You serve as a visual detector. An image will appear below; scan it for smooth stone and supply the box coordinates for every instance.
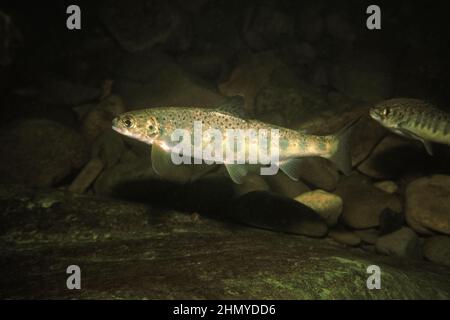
[335,174,402,229]
[295,190,343,226]
[354,229,379,245]
[265,173,310,199]
[405,175,450,235]
[230,191,328,238]
[329,230,361,247]
[375,227,422,259]
[423,236,450,267]
[374,180,399,194]
[295,157,340,192]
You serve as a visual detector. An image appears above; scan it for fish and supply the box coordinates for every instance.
[369,98,450,155]
[112,96,359,184]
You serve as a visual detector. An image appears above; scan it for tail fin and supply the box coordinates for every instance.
[327,117,361,175]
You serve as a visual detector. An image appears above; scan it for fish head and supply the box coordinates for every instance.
[369,103,404,129]
[112,109,161,145]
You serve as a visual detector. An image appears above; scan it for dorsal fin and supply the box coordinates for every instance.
[216,96,246,118]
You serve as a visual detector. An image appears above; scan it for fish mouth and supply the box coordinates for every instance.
[369,108,382,122]
[111,118,122,133]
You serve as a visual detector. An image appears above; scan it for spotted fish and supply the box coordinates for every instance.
[112,96,359,184]
[370,98,450,155]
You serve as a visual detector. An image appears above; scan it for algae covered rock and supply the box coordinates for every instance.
[375,227,422,259]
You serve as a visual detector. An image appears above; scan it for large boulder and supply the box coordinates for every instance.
[375,227,422,259]
[405,175,450,235]
[0,119,88,187]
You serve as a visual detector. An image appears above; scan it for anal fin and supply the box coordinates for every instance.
[279,159,304,181]
[225,164,248,184]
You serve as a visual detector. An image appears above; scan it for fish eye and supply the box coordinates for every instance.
[149,124,154,131]
[382,108,390,117]
[122,116,134,128]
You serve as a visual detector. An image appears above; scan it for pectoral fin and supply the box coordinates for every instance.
[279,159,305,181]
[151,144,176,176]
[397,125,434,156]
[225,164,248,184]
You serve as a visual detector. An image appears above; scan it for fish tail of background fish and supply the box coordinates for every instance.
[323,117,360,175]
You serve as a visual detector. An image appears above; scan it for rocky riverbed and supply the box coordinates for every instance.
[0,0,449,299]
[1,184,449,299]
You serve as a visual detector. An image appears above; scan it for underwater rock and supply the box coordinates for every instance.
[230,191,328,237]
[294,190,343,226]
[0,119,88,188]
[1,184,450,299]
[375,227,422,259]
[405,175,450,235]
[218,51,284,114]
[423,236,450,267]
[354,229,379,245]
[91,129,126,168]
[94,155,184,197]
[328,229,361,247]
[357,134,426,179]
[379,208,405,236]
[330,52,394,103]
[242,4,294,51]
[335,173,402,229]
[373,180,399,194]
[68,158,105,194]
[294,157,339,191]
[264,173,310,199]
[100,0,191,53]
[115,53,223,107]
